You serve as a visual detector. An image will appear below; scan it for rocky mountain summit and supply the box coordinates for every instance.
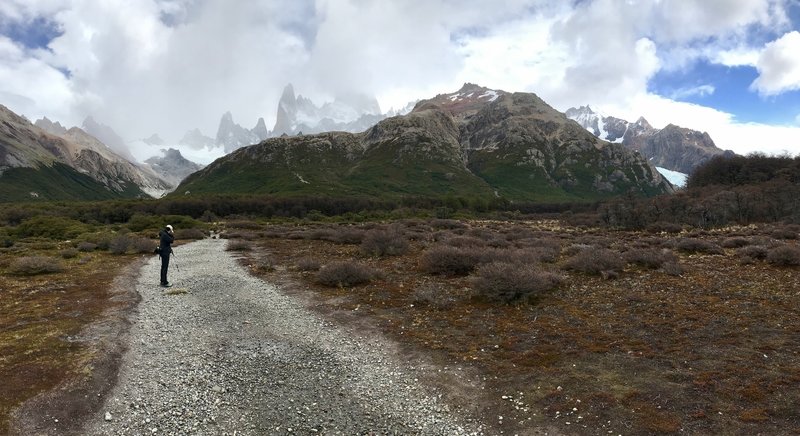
[178,84,672,201]
[215,112,268,153]
[272,83,386,137]
[566,105,734,174]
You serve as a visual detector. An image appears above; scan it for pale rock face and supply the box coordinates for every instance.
[215,111,261,153]
[566,105,734,174]
[271,83,392,137]
[144,148,203,187]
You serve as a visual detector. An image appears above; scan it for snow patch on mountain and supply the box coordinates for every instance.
[656,167,688,188]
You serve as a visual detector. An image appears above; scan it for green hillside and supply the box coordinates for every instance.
[0,163,146,202]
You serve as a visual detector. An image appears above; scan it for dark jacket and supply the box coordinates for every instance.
[159,229,175,255]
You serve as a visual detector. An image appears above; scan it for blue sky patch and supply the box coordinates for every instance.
[0,16,63,50]
[650,60,800,125]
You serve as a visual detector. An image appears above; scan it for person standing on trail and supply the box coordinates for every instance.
[159,224,175,287]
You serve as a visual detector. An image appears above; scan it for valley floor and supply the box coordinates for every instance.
[78,238,486,435]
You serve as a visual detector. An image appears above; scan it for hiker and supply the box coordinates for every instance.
[159,224,175,287]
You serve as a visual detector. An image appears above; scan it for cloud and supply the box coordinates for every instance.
[0,0,798,162]
[669,84,716,100]
[751,31,800,95]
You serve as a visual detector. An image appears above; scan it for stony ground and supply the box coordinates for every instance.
[82,238,486,435]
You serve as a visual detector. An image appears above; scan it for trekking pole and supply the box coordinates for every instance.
[171,250,179,272]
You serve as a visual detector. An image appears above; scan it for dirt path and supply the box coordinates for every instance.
[77,238,485,435]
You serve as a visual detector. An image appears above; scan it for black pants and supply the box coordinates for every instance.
[160,252,170,284]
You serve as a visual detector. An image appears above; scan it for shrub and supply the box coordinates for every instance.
[77,241,98,252]
[766,245,800,266]
[176,228,206,240]
[444,236,486,248]
[564,248,625,276]
[316,261,375,287]
[472,262,562,303]
[200,210,219,222]
[109,235,131,255]
[662,261,685,276]
[9,256,64,275]
[721,237,750,248]
[60,248,79,259]
[360,226,409,257]
[624,248,678,269]
[646,222,683,234]
[563,243,592,256]
[131,237,156,254]
[226,240,252,251]
[332,227,366,244]
[420,245,483,276]
[226,220,262,229]
[675,238,724,255]
[429,219,466,230]
[126,214,200,233]
[771,228,798,240]
[737,245,768,260]
[296,257,321,271]
[411,283,455,310]
[16,216,88,240]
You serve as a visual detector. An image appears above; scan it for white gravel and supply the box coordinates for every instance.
[83,238,485,435]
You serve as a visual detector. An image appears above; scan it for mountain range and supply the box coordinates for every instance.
[174,84,417,154]
[566,106,735,175]
[0,105,173,202]
[176,84,673,202]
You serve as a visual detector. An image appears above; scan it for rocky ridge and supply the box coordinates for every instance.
[566,105,734,174]
[178,84,673,201]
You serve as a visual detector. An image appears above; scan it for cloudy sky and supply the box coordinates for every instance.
[1,0,799,162]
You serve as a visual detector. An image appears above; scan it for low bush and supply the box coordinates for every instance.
[131,237,155,254]
[316,261,375,287]
[126,214,201,233]
[60,248,79,259]
[624,248,678,269]
[226,220,262,229]
[564,248,625,276]
[472,262,562,303]
[176,228,206,240]
[563,243,592,256]
[662,261,685,276]
[108,235,131,255]
[226,240,252,251]
[737,245,768,260]
[766,245,800,266]
[444,236,486,248]
[9,256,64,275]
[675,238,724,255]
[16,216,88,240]
[360,226,409,257]
[721,237,750,248]
[429,219,466,230]
[296,257,321,271]
[331,227,366,244]
[411,283,455,310]
[77,241,98,252]
[771,228,798,240]
[420,245,483,276]
[646,221,684,234]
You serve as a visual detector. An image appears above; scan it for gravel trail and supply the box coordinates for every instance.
[83,238,485,435]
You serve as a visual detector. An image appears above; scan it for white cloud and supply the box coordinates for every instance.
[669,84,716,100]
[751,31,800,95]
[0,0,798,161]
